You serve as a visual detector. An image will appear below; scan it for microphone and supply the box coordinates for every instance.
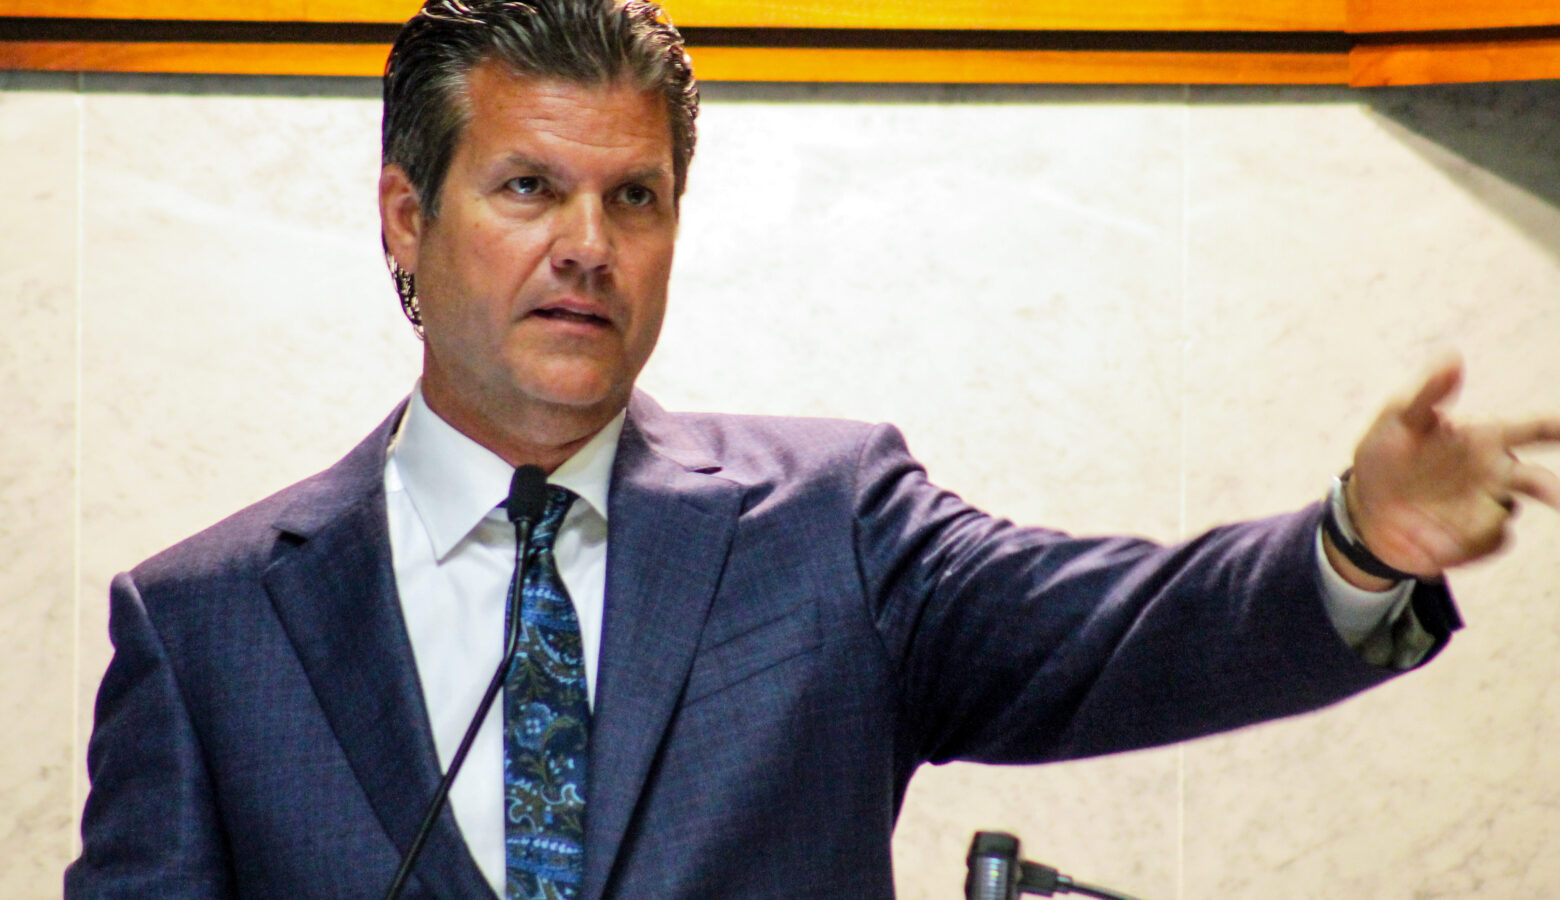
[966,831,1022,900]
[384,465,550,900]
[506,464,548,526]
[965,831,1144,900]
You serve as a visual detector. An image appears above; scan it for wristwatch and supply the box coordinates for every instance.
[1322,468,1416,582]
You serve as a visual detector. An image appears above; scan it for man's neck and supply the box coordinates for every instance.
[420,384,625,474]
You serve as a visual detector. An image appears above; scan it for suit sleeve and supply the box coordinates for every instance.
[66,572,235,898]
[849,423,1457,768]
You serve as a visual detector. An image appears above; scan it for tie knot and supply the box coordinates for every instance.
[530,484,577,550]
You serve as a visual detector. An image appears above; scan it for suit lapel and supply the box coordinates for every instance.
[262,407,496,900]
[583,394,743,900]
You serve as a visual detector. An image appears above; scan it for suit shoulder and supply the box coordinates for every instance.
[650,408,906,483]
[130,467,353,590]
[128,409,397,593]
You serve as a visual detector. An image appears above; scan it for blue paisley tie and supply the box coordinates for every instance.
[504,485,588,900]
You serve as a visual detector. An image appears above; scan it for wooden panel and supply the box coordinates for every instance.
[1351,35,1560,85]
[0,40,1348,83]
[0,0,1346,31]
[664,1,1345,32]
[0,0,419,22]
[691,45,1347,82]
[0,1,292,19]
[7,1,1556,87]
[1348,0,1560,34]
[0,41,390,76]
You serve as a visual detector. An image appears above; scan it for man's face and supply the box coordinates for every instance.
[383,62,678,450]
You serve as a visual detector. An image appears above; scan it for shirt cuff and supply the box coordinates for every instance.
[1314,526,1414,649]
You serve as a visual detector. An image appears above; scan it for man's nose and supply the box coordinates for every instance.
[551,195,612,273]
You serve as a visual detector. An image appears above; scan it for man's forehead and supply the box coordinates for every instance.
[459,60,671,154]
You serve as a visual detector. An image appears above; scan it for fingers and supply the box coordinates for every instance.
[1498,417,1560,449]
[1401,354,1464,434]
[1490,419,1560,512]
[1509,461,1560,511]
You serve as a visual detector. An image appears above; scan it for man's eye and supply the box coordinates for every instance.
[619,184,655,208]
[507,176,543,195]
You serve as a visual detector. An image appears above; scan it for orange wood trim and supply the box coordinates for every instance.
[1347,0,1560,34]
[0,0,1346,31]
[0,41,390,76]
[1351,35,1560,85]
[0,1,419,22]
[690,45,1348,83]
[0,40,1349,83]
[664,1,1346,32]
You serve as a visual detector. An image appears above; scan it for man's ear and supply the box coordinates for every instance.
[379,164,424,272]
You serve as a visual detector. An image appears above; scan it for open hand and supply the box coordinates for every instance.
[1346,356,1560,579]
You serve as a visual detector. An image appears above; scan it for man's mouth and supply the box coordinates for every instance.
[533,304,610,326]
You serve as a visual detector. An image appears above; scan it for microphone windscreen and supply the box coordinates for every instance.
[506,464,549,524]
[965,832,1019,900]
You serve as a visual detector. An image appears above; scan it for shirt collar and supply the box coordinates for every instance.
[389,383,623,561]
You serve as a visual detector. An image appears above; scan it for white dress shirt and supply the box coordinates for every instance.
[386,384,621,895]
[383,382,1407,896]
[1315,530,1413,647]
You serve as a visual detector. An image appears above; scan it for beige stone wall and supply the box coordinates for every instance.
[4,72,1558,899]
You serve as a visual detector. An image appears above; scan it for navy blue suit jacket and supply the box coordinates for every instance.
[67,392,1457,898]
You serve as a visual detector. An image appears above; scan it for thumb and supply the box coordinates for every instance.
[1401,353,1464,434]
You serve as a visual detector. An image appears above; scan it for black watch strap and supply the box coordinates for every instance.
[1322,468,1417,583]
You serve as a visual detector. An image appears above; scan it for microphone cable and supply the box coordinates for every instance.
[1019,860,1144,900]
[383,465,549,900]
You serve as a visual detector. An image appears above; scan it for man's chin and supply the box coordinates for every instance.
[517,376,631,420]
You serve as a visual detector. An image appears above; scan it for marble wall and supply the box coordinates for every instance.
[3,70,1558,899]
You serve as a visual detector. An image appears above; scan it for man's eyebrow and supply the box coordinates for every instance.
[499,153,558,177]
[496,154,670,186]
[621,164,673,186]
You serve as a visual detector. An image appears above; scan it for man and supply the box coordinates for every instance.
[66,1,1560,898]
